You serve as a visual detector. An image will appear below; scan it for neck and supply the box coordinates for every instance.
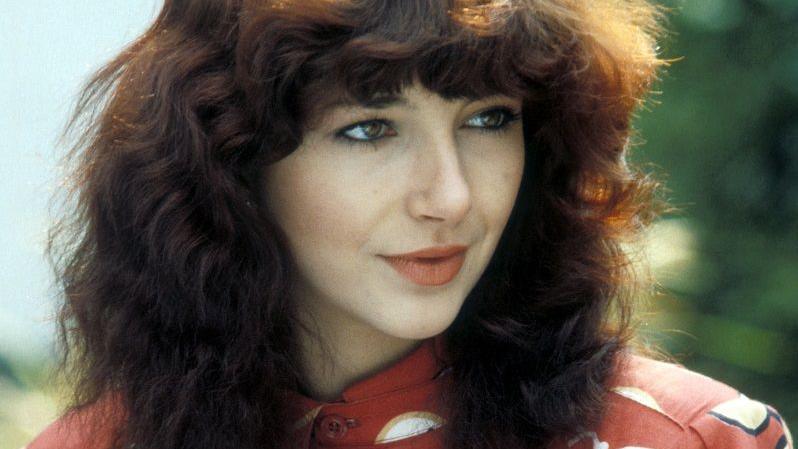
[293,294,423,402]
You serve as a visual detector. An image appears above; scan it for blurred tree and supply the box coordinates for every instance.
[632,0,798,425]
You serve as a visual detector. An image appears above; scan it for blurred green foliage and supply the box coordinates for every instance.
[0,353,58,449]
[1,0,796,447]
[632,0,798,426]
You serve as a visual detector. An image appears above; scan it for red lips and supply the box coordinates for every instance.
[379,245,468,286]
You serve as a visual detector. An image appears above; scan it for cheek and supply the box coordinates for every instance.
[471,146,525,224]
[261,154,377,252]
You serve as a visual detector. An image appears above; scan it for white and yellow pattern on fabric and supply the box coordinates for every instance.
[708,394,773,435]
[374,411,446,444]
[611,386,665,414]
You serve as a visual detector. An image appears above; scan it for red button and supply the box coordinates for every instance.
[318,414,348,439]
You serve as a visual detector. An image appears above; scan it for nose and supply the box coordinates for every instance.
[407,131,472,224]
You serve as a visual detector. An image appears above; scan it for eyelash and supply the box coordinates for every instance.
[333,107,522,148]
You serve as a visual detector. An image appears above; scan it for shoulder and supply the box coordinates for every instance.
[559,352,793,449]
[23,394,125,449]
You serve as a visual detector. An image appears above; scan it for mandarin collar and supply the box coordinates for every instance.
[288,333,450,408]
[286,334,452,448]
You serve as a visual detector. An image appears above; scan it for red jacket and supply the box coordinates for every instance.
[25,334,793,449]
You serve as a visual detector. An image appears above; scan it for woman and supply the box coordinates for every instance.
[26,1,792,449]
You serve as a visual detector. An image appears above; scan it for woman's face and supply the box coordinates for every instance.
[260,81,525,341]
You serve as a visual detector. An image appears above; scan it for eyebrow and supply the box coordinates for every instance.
[323,95,417,111]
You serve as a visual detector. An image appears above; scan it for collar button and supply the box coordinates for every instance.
[318,414,348,440]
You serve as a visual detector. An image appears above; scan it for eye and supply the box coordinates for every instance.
[334,120,396,144]
[464,107,522,132]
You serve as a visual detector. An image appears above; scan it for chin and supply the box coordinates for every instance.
[376,315,456,341]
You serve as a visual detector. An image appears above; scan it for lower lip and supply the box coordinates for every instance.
[379,252,466,286]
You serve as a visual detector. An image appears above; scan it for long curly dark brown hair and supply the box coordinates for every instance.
[46,1,671,448]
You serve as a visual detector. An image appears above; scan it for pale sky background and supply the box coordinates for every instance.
[0,1,160,365]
